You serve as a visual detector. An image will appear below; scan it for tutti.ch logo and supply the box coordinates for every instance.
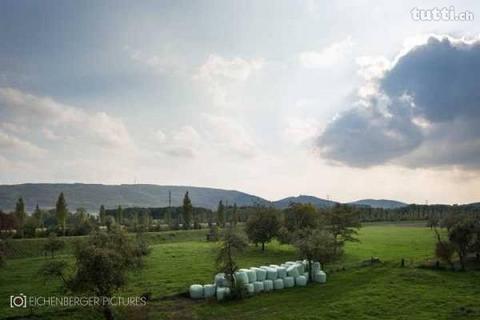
[10,294,27,308]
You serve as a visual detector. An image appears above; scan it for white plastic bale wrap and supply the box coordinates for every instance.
[296,263,305,274]
[245,269,257,283]
[273,278,284,290]
[263,279,274,292]
[263,267,277,280]
[234,271,249,286]
[244,283,255,295]
[276,267,287,279]
[285,261,295,265]
[216,287,230,301]
[295,275,307,287]
[314,270,327,283]
[312,262,321,273]
[287,264,300,278]
[252,267,267,281]
[203,284,216,298]
[253,281,264,293]
[283,276,295,288]
[190,284,204,299]
[214,273,227,287]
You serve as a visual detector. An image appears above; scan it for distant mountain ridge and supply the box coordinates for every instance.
[349,199,408,209]
[0,183,269,211]
[272,195,337,209]
[0,183,420,212]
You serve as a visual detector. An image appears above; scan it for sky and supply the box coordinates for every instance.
[1,0,480,204]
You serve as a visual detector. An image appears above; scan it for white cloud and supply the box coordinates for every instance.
[284,117,320,145]
[0,87,133,150]
[194,54,264,107]
[154,125,201,158]
[299,37,354,68]
[124,45,184,73]
[0,129,46,158]
[202,114,258,158]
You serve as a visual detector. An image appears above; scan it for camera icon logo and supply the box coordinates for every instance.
[10,294,27,308]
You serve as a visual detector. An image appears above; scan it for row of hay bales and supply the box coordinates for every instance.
[190,260,327,300]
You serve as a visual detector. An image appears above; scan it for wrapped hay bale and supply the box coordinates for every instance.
[285,261,295,265]
[276,267,287,279]
[287,265,300,278]
[234,271,249,285]
[313,270,327,283]
[295,275,307,287]
[296,263,305,274]
[269,264,280,268]
[263,279,274,292]
[190,284,204,299]
[253,281,264,293]
[265,267,278,280]
[204,284,216,298]
[283,276,295,288]
[312,262,321,273]
[244,283,255,295]
[252,267,267,281]
[245,269,257,283]
[214,273,227,287]
[216,287,230,301]
[273,278,284,290]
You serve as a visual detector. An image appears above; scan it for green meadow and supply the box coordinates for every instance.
[1,223,479,320]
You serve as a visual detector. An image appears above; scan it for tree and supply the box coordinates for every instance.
[216,201,225,227]
[231,203,238,227]
[435,240,455,270]
[116,205,123,225]
[293,228,337,281]
[0,239,7,267]
[245,207,280,251]
[325,204,361,255]
[284,203,318,232]
[56,193,68,236]
[182,192,193,230]
[215,227,247,298]
[15,197,26,237]
[449,219,475,270]
[39,228,149,320]
[33,204,44,228]
[43,233,65,258]
[99,205,106,225]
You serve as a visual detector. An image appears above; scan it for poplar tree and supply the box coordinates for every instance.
[56,193,68,236]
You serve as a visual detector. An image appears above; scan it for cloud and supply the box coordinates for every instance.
[284,117,321,145]
[154,126,201,158]
[202,114,258,158]
[124,46,184,74]
[194,54,264,106]
[152,115,258,159]
[0,129,47,158]
[299,37,354,68]
[318,35,480,169]
[0,87,133,150]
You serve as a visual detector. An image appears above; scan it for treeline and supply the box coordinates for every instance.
[2,189,480,239]
[356,204,480,222]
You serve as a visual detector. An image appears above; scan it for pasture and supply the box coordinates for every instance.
[1,223,479,320]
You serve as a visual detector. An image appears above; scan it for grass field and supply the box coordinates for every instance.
[1,222,479,320]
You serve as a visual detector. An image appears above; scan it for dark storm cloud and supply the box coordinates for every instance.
[318,36,480,168]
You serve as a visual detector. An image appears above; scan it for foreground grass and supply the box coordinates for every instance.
[2,223,479,320]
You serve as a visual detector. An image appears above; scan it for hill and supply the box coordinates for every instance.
[349,199,407,209]
[273,195,337,209]
[0,183,269,212]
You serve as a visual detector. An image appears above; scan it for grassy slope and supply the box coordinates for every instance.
[1,223,479,320]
